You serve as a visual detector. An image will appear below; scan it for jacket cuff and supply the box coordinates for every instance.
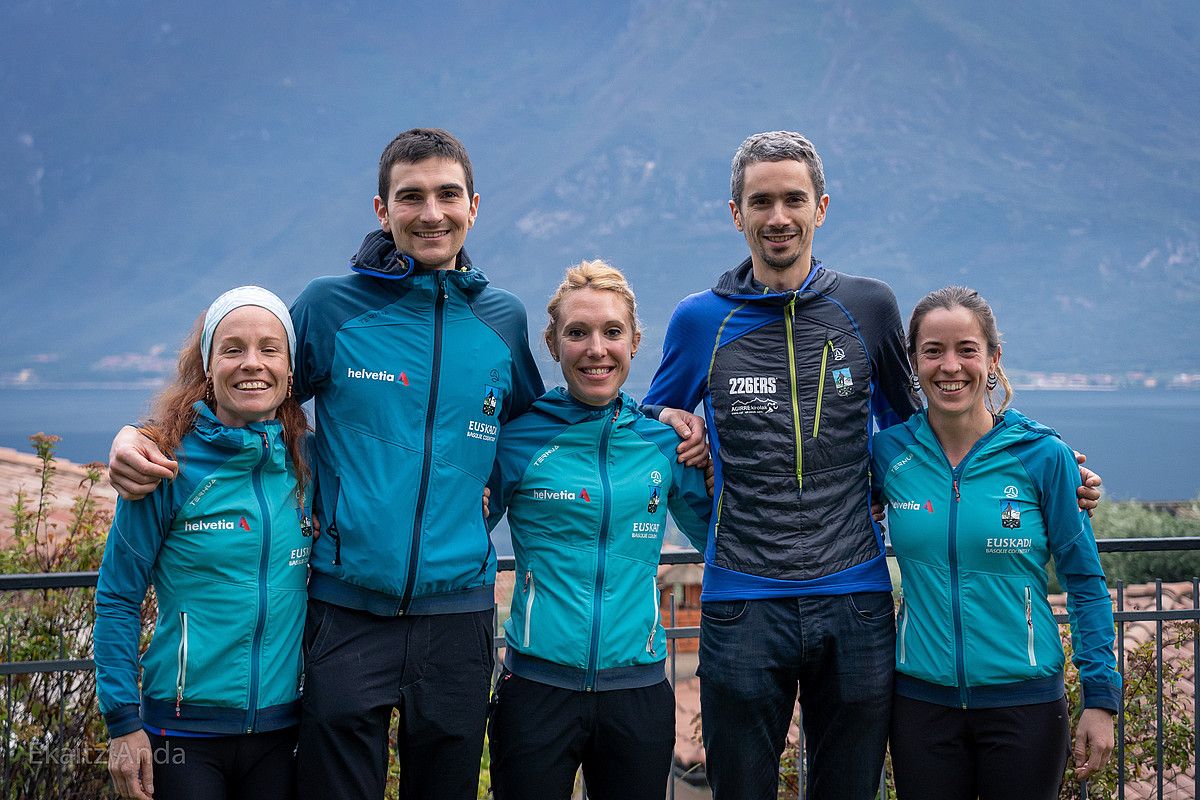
[638,403,665,422]
[1081,680,1122,712]
[104,704,143,738]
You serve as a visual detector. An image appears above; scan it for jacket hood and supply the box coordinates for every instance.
[348,229,488,296]
[712,256,835,304]
[531,387,641,427]
[191,401,283,451]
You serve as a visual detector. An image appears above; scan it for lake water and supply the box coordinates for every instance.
[1,387,1197,501]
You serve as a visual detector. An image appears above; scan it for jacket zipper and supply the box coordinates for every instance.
[585,403,618,691]
[941,424,1004,709]
[327,475,342,566]
[784,295,803,493]
[522,570,536,648]
[1025,586,1037,667]
[646,576,660,656]
[400,272,447,614]
[897,589,909,664]
[175,611,188,717]
[245,430,272,733]
[813,337,832,439]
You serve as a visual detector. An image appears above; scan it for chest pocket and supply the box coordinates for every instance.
[800,325,871,473]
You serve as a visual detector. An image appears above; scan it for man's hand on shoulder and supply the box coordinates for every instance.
[1074,451,1102,517]
[109,425,177,501]
[659,408,709,467]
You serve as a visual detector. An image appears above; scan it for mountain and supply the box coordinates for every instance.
[2,0,1197,395]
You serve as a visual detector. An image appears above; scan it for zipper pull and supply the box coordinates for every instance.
[646,630,657,657]
[953,480,961,502]
[524,570,531,588]
[175,691,182,718]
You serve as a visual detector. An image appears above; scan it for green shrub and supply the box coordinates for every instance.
[0,434,114,799]
[1091,498,1200,586]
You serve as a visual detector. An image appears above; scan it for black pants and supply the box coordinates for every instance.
[889,693,1071,800]
[487,672,675,800]
[144,727,297,800]
[295,601,494,800]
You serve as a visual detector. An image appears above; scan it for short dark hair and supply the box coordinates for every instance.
[377,128,474,201]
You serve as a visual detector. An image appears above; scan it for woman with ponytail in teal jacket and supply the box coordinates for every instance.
[485,260,711,800]
[871,286,1120,800]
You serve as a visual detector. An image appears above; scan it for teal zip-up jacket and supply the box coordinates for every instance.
[94,403,313,737]
[872,409,1121,711]
[488,388,711,691]
[290,231,543,616]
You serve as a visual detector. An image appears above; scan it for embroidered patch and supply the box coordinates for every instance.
[833,367,853,397]
[1000,500,1022,529]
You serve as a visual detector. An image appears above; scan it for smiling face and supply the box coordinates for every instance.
[730,158,829,290]
[549,287,640,407]
[373,156,479,270]
[913,305,1001,424]
[208,306,291,428]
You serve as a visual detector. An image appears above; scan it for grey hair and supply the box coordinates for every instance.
[730,131,826,208]
[907,286,1014,414]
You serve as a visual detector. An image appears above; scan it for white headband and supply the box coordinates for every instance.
[201,286,296,375]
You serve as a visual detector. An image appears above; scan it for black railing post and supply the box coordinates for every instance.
[1116,581,1125,800]
[1155,579,1164,800]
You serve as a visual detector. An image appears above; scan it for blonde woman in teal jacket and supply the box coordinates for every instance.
[485,260,710,800]
[871,286,1119,800]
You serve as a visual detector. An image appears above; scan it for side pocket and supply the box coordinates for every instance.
[522,570,536,649]
[1024,586,1037,667]
[175,611,188,717]
[326,476,342,566]
[646,576,661,656]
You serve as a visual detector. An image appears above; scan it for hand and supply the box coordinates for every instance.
[482,486,491,520]
[871,501,886,524]
[1073,707,1115,780]
[1074,451,1102,518]
[109,426,177,501]
[705,462,715,497]
[108,730,155,799]
[659,408,708,467]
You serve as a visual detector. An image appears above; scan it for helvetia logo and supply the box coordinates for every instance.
[531,488,591,502]
[184,517,252,533]
[889,499,934,513]
[346,367,409,385]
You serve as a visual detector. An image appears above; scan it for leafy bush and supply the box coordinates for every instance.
[1059,622,1196,799]
[1091,498,1200,586]
[0,434,115,799]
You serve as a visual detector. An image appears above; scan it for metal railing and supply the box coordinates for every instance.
[2,537,1198,799]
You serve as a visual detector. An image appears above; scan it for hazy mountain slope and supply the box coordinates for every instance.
[1,0,1196,389]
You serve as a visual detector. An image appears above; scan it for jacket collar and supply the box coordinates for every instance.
[348,229,488,296]
[712,256,835,304]
[191,401,282,450]
[532,387,640,427]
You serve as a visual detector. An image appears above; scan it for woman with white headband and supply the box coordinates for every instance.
[94,286,312,800]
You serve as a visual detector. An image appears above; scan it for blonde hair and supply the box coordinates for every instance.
[543,259,640,354]
[907,285,1013,414]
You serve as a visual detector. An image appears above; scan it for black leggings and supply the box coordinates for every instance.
[144,727,297,800]
[487,672,676,800]
[889,694,1070,800]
